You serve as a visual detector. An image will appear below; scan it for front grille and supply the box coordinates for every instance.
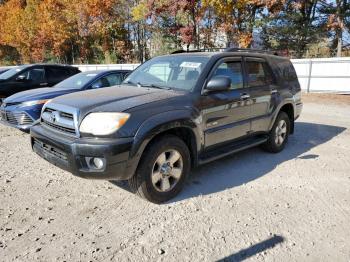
[0,110,34,126]
[42,119,76,135]
[33,138,68,161]
[41,107,77,136]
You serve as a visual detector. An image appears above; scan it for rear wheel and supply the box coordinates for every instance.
[262,111,291,153]
[128,135,190,204]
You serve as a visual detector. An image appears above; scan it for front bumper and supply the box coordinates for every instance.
[30,125,135,180]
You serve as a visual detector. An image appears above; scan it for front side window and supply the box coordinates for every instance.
[211,61,244,90]
[23,68,45,82]
[246,61,273,87]
[105,73,123,86]
[123,55,210,91]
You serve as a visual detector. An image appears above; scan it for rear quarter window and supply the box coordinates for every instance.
[271,58,298,83]
[47,67,73,83]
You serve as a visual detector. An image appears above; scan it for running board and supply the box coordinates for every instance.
[199,136,268,165]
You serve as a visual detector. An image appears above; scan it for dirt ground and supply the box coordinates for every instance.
[0,94,350,262]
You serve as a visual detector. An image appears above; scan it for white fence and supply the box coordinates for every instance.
[74,63,139,72]
[2,58,350,93]
[291,57,350,93]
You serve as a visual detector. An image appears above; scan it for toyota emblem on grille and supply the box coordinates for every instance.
[49,111,59,123]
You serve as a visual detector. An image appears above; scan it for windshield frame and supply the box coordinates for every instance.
[122,55,210,92]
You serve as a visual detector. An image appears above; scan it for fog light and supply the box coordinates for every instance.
[93,158,104,169]
[86,157,105,170]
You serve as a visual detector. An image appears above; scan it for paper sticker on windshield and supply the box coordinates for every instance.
[180,62,201,69]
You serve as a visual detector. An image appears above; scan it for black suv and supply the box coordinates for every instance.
[0,64,80,98]
[30,49,303,203]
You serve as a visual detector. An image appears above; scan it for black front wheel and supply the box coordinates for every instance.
[128,135,191,204]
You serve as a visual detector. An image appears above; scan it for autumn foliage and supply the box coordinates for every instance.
[0,0,348,65]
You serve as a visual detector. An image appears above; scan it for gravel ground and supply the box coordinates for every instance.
[0,96,350,262]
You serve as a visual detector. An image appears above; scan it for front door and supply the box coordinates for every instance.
[200,58,252,148]
[11,66,47,95]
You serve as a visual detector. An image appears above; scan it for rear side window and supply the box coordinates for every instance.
[212,61,244,90]
[246,60,273,87]
[46,67,71,83]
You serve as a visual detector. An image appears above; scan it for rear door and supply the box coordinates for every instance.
[201,57,252,148]
[244,57,275,133]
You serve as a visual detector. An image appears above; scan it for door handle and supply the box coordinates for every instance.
[240,94,250,100]
[40,83,48,86]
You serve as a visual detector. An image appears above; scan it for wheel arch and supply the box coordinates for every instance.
[279,103,295,134]
[124,110,201,179]
[269,101,295,134]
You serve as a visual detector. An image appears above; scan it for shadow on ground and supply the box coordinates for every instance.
[217,235,285,262]
[111,122,346,202]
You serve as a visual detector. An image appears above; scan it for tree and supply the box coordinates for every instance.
[320,0,350,57]
[260,0,325,58]
[201,0,285,48]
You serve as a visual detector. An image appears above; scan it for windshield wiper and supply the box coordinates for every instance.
[137,83,171,90]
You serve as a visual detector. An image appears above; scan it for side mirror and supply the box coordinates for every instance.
[16,75,27,82]
[205,76,231,93]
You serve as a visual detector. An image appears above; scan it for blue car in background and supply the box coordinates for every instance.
[0,69,131,132]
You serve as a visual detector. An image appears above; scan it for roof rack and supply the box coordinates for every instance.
[171,48,228,54]
[224,48,278,55]
[171,48,278,56]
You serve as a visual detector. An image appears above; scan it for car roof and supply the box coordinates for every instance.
[11,64,78,69]
[80,69,131,75]
[160,49,290,62]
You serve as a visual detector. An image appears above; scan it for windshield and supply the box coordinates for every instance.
[0,66,27,80]
[123,55,209,91]
[55,72,98,89]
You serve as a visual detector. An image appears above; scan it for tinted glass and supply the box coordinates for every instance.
[212,61,244,90]
[246,61,273,87]
[22,68,45,82]
[47,67,71,83]
[54,72,98,89]
[123,55,210,91]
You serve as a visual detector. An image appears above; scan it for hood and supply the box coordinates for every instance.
[4,87,80,104]
[50,85,183,115]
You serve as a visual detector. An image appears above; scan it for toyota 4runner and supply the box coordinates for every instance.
[30,48,303,203]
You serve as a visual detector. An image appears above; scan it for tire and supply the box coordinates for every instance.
[262,111,291,153]
[128,135,191,204]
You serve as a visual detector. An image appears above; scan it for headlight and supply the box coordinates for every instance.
[21,99,50,107]
[80,112,130,136]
